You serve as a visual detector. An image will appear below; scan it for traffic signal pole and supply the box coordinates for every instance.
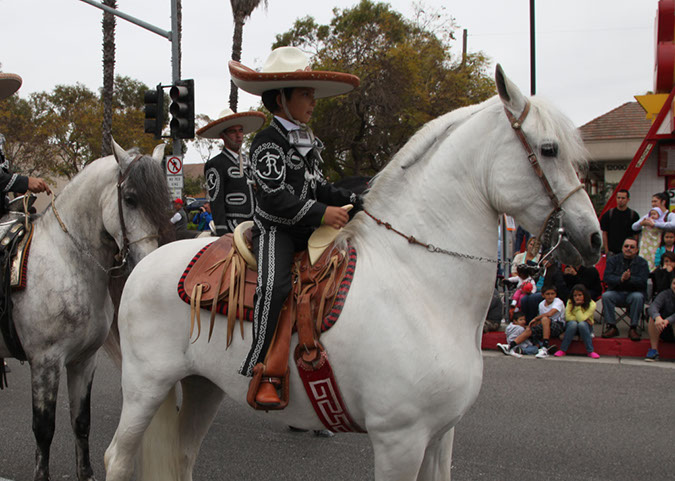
[79,0,184,154]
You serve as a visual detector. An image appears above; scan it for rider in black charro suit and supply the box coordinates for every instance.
[197,108,266,235]
[229,46,362,407]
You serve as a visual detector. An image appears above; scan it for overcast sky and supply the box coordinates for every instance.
[0,0,659,163]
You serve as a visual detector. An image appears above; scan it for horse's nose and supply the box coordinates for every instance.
[590,232,602,251]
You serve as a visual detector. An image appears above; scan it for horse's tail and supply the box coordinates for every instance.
[138,385,181,481]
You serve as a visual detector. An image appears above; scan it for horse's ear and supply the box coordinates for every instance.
[152,143,166,163]
[111,139,132,170]
[495,64,527,117]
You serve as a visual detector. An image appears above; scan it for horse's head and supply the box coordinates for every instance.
[492,65,601,267]
[103,140,171,271]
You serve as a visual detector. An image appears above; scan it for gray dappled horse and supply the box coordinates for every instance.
[0,141,169,481]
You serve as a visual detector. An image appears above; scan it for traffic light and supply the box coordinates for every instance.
[143,84,164,139]
[169,79,195,139]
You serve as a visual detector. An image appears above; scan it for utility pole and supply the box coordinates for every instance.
[530,0,536,95]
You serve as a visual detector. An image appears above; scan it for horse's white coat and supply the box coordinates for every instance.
[0,141,166,481]
[104,68,601,481]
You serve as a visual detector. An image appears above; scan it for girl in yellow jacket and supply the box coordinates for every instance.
[554,284,600,359]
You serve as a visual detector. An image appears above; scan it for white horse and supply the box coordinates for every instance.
[0,141,169,481]
[104,66,601,481]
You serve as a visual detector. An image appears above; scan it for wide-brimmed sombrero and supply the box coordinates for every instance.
[196,108,266,139]
[0,73,22,100]
[229,46,360,99]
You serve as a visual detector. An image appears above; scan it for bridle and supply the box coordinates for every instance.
[51,154,158,277]
[364,99,585,268]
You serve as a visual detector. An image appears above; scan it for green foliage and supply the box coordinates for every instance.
[273,0,495,177]
[0,76,165,180]
[183,174,206,197]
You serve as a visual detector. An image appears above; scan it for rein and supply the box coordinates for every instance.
[364,99,584,266]
[50,154,158,277]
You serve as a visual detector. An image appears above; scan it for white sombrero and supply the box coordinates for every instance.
[229,46,360,99]
[0,73,22,100]
[196,108,266,139]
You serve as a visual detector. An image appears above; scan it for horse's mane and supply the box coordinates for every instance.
[123,148,172,236]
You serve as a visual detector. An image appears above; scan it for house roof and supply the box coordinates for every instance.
[183,163,204,179]
[579,102,651,142]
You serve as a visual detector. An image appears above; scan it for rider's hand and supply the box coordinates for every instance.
[27,177,51,195]
[323,206,349,229]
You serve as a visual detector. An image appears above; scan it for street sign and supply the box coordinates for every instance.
[169,187,182,199]
[165,155,183,175]
[166,175,184,188]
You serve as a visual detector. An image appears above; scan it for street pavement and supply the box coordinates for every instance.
[0,352,673,480]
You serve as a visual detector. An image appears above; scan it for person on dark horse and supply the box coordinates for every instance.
[198,108,266,235]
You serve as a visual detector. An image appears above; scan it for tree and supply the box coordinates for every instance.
[228,0,268,112]
[274,0,495,177]
[101,0,117,157]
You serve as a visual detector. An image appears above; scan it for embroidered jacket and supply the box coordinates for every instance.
[204,148,255,235]
[249,118,357,236]
[0,134,28,217]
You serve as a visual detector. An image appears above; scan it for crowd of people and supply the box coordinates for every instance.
[492,189,675,362]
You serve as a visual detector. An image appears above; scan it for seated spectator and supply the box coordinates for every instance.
[650,251,675,298]
[529,285,565,358]
[507,264,537,309]
[520,259,568,322]
[563,263,602,300]
[554,284,600,359]
[645,277,675,361]
[601,238,648,340]
[497,311,539,358]
[511,237,540,275]
[484,288,503,333]
[654,230,675,269]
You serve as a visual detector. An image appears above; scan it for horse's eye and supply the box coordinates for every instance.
[124,195,137,208]
[541,142,559,157]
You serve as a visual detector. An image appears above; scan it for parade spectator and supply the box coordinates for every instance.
[632,206,664,271]
[529,285,565,358]
[654,230,675,268]
[497,311,539,358]
[520,259,568,322]
[563,263,602,300]
[511,237,540,275]
[601,238,648,340]
[507,264,536,309]
[650,251,675,297]
[193,202,213,231]
[554,284,600,359]
[484,288,503,333]
[600,189,639,256]
[645,277,675,361]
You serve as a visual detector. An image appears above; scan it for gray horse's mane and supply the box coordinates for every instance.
[122,148,171,235]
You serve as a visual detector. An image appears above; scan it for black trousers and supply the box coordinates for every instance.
[239,221,308,376]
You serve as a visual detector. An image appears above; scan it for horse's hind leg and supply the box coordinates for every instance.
[30,359,62,481]
[177,376,225,480]
[66,355,98,481]
[416,427,454,481]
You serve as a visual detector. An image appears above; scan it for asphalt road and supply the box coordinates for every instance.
[0,352,673,481]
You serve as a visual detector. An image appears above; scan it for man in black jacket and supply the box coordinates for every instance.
[197,108,266,235]
[601,238,648,340]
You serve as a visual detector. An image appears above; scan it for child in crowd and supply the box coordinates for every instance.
[497,311,539,358]
[654,230,675,270]
[651,251,675,297]
[554,284,600,359]
[635,207,663,271]
[529,285,565,358]
[508,264,537,308]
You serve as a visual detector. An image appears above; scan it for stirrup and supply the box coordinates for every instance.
[246,363,290,411]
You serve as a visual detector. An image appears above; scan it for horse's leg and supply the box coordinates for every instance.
[65,355,98,481]
[371,429,428,481]
[30,359,62,481]
[104,375,177,481]
[416,428,455,481]
[177,376,225,480]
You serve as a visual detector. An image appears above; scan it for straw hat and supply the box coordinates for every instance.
[0,73,22,100]
[229,46,359,99]
[307,204,353,265]
[196,108,266,139]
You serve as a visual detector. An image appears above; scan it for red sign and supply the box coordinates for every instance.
[166,156,182,175]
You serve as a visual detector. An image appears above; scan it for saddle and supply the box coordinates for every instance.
[179,222,354,410]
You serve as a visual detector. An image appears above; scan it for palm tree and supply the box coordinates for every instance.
[101,0,117,157]
[228,0,267,112]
